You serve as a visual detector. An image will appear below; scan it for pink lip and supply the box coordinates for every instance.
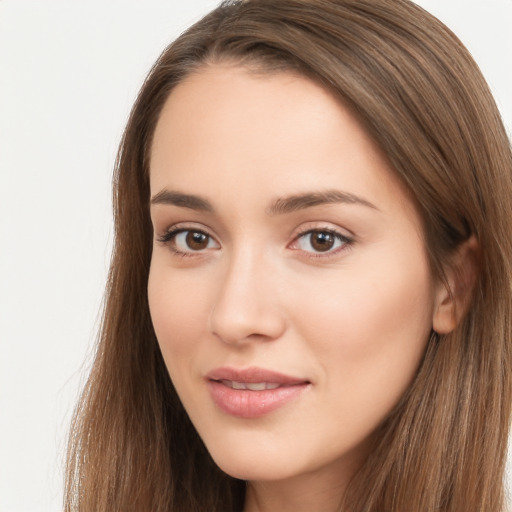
[206,367,310,419]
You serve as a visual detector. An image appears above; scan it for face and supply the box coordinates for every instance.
[148,64,441,489]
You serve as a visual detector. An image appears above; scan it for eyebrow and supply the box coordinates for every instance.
[150,189,214,211]
[150,189,378,214]
[267,190,378,215]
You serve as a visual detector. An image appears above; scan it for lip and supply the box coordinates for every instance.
[206,367,310,419]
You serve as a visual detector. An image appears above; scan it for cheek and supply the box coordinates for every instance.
[148,266,209,364]
[290,252,435,416]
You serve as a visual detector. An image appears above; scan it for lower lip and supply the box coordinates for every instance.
[207,380,309,419]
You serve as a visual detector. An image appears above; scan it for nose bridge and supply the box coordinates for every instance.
[209,242,285,344]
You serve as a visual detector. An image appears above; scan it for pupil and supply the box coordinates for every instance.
[186,231,208,250]
[311,232,334,252]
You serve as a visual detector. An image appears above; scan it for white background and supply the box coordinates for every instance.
[1,1,511,511]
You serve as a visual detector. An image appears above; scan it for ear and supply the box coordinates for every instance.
[433,235,479,334]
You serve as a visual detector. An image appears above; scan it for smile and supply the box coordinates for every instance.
[206,367,310,419]
[220,380,281,390]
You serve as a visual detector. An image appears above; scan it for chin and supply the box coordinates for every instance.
[208,437,347,484]
[214,457,297,482]
[204,441,301,481]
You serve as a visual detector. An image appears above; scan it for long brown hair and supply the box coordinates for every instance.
[65,0,512,510]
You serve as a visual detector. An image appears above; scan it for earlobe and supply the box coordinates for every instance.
[432,235,479,335]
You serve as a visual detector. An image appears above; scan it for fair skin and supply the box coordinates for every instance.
[148,63,453,512]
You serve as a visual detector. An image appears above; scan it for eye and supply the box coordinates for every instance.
[158,228,219,255]
[292,229,351,255]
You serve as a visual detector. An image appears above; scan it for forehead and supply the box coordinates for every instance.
[149,64,413,216]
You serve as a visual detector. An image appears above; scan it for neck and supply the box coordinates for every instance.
[242,461,354,512]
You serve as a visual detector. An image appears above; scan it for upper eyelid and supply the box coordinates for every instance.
[160,226,218,242]
[158,222,218,238]
[295,227,349,237]
[291,221,355,240]
[291,228,353,247]
[156,222,355,247]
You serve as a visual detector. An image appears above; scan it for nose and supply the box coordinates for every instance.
[208,248,286,345]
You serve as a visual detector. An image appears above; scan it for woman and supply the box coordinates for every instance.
[65,0,512,510]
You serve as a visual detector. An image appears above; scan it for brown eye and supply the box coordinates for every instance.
[294,229,350,255]
[309,232,336,252]
[162,229,219,254]
[186,231,210,250]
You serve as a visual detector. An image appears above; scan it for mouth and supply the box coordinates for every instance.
[206,367,311,419]
[206,366,309,385]
[218,380,282,391]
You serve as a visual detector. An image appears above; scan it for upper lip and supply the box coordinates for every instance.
[206,366,309,385]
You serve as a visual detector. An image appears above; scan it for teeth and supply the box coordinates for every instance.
[221,380,281,391]
[246,382,266,391]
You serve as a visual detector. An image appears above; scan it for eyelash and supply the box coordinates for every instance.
[292,228,353,258]
[157,227,215,258]
[157,226,353,259]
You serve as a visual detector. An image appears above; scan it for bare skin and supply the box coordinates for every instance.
[148,63,455,512]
